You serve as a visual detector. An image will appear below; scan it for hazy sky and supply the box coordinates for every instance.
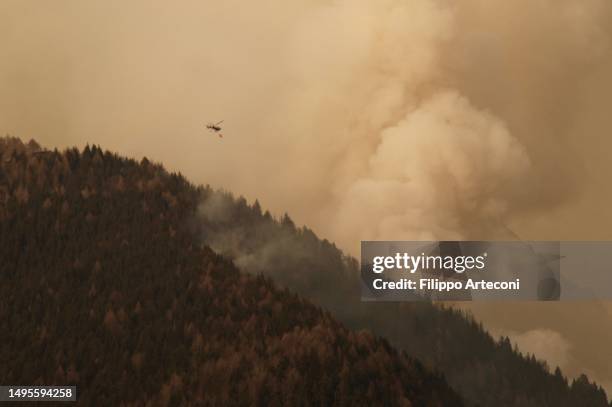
[2,0,612,393]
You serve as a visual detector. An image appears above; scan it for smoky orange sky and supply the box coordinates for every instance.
[2,0,612,394]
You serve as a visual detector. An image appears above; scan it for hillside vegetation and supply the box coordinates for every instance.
[0,138,462,406]
[195,162,611,405]
[2,137,609,406]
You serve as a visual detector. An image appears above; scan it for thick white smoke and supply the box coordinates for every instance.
[257,0,611,252]
[330,90,530,245]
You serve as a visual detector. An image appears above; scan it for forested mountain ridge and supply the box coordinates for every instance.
[0,137,462,406]
[1,137,609,406]
[195,166,611,404]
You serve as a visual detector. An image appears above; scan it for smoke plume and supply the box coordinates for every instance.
[2,0,611,252]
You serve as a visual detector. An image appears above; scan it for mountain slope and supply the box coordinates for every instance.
[0,138,462,406]
[194,164,611,405]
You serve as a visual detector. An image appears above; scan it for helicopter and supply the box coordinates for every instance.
[206,120,224,137]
